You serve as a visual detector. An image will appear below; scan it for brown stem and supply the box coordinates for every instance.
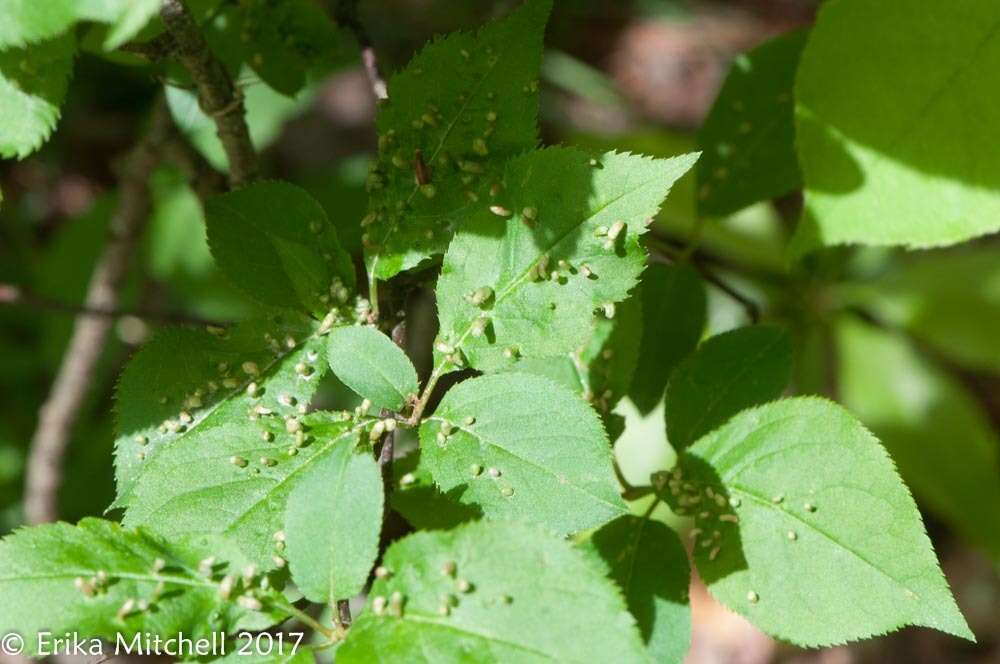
[160,0,259,187]
[24,99,173,525]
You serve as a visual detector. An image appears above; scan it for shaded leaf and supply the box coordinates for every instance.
[697,29,806,217]
[629,262,706,414]
[585,516,691,663]
[204,181,354,316]
[665,325,791,451]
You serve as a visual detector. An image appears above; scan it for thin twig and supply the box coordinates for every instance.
[120,33,176,62]
[162,134,228,199]
[24,99,174,525]
[646,235,762,324]
[334,0,388,100]
[0,283,221,326]
[160,0,259,187]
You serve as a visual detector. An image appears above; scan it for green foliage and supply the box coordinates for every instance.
[837,247,1000,374]
[337,521,647,662]
[629,262,706,414]
[0,518,267,655]
[837,318,1000,559]
[585,516,691,663]
[326,325,418,411]
[792,0,1000,254]
[285,441,383,603]
[205,0,349,96]
[418,373,626,534]
[363,0,551,281]
[435,147,697,374]
[0,0,159,50]
[655,398,972,646]
[697,29,806,217]
[204,182,354,316]
[665,325,792,450]
[112,316,329,508]
[0,35,74,159]
[0,1,986,659]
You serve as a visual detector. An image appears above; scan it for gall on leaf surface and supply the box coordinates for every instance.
[435,147,698,375]
[653,397,973,647]
[584,516,691,664]
[326,325,419,412]
[791,0,1000,255]
[0,518,268,655]
[696,29,807,218]
[204,182,355,317]
[0,34,74,159]
[112,316,329,508]
[284,440,383,604]
[123,412,362,570]
[363,0,551,281]
[418,373,626,536]
[337,521,647,663]
[665,324,792,451]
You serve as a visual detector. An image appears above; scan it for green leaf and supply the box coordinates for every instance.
[166,76,314,173]
[585,516,691,664]
[0,518,264,655]
[364,0,551,281]
[0,0,159,50]
[837,247,1000,374]
[338,521,647,663]
[204,181,355,316]
[284,441,383,603]
[326,325,419,411]
[419,373,626,535]
[113,316,330,508]
[665,325,791,451]
[629,262,706,414]
[435,147,698,374]
[124,412,363,569]
[390,450,481,531]
[205,0,352,97]
[0,35,74,159]
[696,29,806,217]
[653,397,972,646]
[837,318,1000,559]
[512,292,642,418]
[792,0,1000,255]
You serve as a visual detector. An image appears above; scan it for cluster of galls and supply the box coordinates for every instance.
[431,417,515,498]
[318,281,370,332]
[652,467,739,563]
[369,557,507,620]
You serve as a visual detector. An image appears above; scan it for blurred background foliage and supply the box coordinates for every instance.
[0,1,997,662]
